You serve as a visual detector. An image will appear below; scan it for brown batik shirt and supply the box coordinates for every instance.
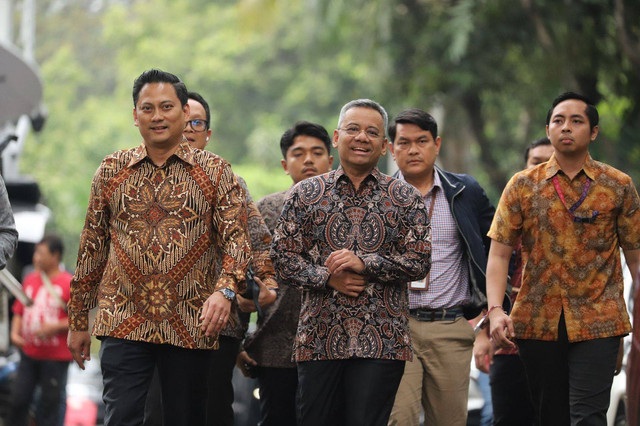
[271,167,431,362]
[489,154,640,342]
[244,189,301,367]
[69,141,251,350]
[221,176,277,340]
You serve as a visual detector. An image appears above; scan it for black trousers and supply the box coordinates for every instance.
[517,314,620,426]
[490,354,534,426]
[297,358,405,426]
[257,366,298,426]
[206,336,240,426]
[9,352,69,426]
[100,337,211,426]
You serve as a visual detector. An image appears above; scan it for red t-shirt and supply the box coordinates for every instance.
[13,270,73,361]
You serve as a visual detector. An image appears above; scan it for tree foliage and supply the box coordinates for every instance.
[17,0,640,266]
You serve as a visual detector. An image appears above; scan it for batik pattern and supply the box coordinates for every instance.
[489,154,640,342]
[69,141,251,349]
[271,167,431,361]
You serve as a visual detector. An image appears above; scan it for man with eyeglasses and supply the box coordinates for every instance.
[486,92,640,424]
[271,99,431,426]
[384,109,495,426]
[236,120,334,426]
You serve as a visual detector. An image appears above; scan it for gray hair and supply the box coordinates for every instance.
[337,99,388,137]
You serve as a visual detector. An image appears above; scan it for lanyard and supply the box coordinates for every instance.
[409,187,437,292]
[552,175,599,223]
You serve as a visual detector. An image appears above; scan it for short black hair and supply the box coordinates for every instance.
[524,137,551,164]
[38,234,64,258]
[388,108,438,142]
[546,92,599,131]
[280,121,332,158]
[132,69,188,107]
[187,91,210,129]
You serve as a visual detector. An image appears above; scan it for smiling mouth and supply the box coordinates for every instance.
[351,147,370,153]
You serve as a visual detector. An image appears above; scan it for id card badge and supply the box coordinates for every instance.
[410,276,429,291]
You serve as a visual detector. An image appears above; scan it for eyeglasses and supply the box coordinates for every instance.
[339,125,383,139]
[185,119,208,132]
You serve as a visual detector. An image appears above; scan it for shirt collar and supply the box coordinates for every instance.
[335,165,382,186]
[128,138,196,167]
[396,169,440,195]
[544,152,596,181]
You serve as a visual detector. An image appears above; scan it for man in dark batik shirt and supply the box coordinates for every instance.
[271,99,432,426]
[237,121,334,426]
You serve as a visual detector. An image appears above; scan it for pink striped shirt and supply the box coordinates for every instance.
[401,171,470,309]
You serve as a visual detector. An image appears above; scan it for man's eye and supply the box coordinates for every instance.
[366,130,380,138]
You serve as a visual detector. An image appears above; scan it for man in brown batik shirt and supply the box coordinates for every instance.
[67,69,251,426]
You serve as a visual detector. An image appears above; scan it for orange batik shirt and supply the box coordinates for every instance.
[488,154,640,342]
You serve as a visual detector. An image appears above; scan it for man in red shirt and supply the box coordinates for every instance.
[10,234,73,426]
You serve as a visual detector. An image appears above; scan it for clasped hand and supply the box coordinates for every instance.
[325,249,366,297]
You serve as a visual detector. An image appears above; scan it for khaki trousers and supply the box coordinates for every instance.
[389,316,475,426]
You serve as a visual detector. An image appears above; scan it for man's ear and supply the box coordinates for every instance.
[332,129,340,148]
[590,125,599,141]
[133,108,139,127]
[380,138,388,156]
[281,159,289,175]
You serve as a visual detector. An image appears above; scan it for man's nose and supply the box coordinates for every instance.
[152,108,163,121]
[304,152,314,163]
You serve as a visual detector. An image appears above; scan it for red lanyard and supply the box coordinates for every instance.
[552,175,599,223]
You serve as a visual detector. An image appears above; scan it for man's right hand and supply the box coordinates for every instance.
[10,331,24,349]
[67,330,92,370]
[473,329,494,373]
[489,310,516,350]
[327,270,366,297]
[236,351,257,377]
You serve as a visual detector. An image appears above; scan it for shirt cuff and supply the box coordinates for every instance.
[215,274,241,294]
[68,311,89,331]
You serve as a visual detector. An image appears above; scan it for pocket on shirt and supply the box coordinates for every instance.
[577,209,615,252]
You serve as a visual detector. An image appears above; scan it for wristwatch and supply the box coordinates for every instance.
[218,288,236,301]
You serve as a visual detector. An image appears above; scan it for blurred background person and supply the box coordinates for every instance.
[10,234,72,426]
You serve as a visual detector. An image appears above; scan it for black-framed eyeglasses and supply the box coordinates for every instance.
[339,125,382,139]
[185,119,208,132]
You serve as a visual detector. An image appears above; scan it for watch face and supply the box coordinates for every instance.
[221,289,235,300]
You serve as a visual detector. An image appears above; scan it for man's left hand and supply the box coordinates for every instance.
[325,249,365,275]
[200,291,232,337]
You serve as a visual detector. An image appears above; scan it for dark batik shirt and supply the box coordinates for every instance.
[271,167,431,362]
[69,141,251,350]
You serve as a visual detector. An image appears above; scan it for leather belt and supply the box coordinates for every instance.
[409,306,464,322]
